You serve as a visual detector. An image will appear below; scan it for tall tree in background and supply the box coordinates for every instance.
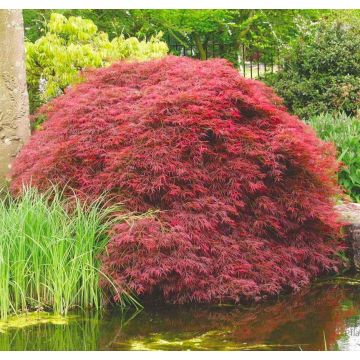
[0,10,30,182]
[23,9,329,66]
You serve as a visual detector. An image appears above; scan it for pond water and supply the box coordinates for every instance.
[1,279,360,351]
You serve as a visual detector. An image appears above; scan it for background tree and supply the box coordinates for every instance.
[264,18,360,118]
[22,9,326,64]
[0,10,30,183]
[26,13,168,113]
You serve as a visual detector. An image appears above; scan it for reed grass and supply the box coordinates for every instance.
[0,187,141,320]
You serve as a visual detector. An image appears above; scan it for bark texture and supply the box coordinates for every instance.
[193,33,207,60]
[0,9,30,183]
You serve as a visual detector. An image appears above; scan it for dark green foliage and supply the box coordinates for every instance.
[22,9,48,42]
[307,113,360,202]
[264,21,360,118]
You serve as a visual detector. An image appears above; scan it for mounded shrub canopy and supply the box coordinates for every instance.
[11,56,345,303]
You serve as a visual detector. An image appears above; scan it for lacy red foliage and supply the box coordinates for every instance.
[11,56,346,303]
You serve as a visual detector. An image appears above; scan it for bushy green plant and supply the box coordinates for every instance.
[264,21,360,118]
[306,113,360,202]
[0,187,141,320]
[26,13,168,112]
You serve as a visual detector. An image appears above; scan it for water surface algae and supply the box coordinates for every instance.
[116,331,301,351]
[0,312,73,333]
[0,311,298,350]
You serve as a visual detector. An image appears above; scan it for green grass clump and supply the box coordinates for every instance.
[0,187,141,320]
[306,113,360,202]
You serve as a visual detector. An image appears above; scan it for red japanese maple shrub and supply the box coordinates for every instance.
[11,56,346,304]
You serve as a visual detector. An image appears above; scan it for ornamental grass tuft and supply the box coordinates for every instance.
[0,187,141,320]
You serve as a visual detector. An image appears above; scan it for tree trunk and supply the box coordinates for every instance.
[193,33,207,60]
[0,9,30,184]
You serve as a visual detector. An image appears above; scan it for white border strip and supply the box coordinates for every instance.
[1,0,360,10]
[1,349,360,358]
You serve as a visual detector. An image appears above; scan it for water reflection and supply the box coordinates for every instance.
[1,282,360,350]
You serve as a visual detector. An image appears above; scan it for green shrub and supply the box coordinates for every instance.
[306,113,360,202]
[26,13,168,112]
[264,21,360,118]
[0,187,141,320]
